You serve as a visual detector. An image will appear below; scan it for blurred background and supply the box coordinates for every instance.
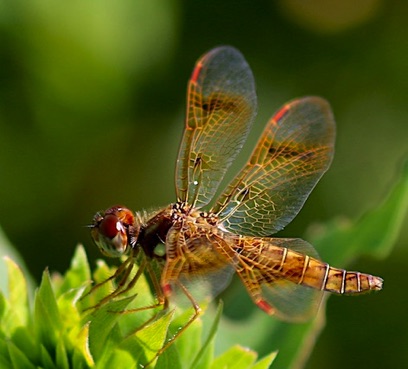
[0,0,407,368]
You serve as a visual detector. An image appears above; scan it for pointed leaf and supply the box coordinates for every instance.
[120,309,174,366]
[88,295,136,360]
[78,260,117,311]
[101,349,137,369]
[76,322,94,367]
[0,337,12,368]
[211,345,258,369]
[7,340,36,369]
[251,352,277,369]
[191,301,224,369]
[58,245,91,296]
[0,227,34,296]
[34,269,62,350]
[8,327,38,364]
[56,336,69,369]
[3,257,29,332]
[169,307,202,367]
[155,344,182,369]
[40,344,57,369]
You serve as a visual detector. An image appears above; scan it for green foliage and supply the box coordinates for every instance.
[0,246,276,369]
[309,159,408,263]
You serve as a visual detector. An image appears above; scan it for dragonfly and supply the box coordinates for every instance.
[90,46,383,359]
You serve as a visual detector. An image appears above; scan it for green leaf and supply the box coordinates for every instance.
[0,227,34,298]
[34,269,62,351]
[211,345,258,369]
[7,340,36,369]
[155,343,182,369]
[87,295,136,361]
[169,306,203,367]
[56,336,69,369]
[58,285,86,340]
[2,257,30,334]
[78,259,128,312]
[0,292,5,323]
[8,327,38,365]
[75,322,94,367]
[58,244,91,296]
[120,309,174,367]
[191,301,224,369]
[98,349,137,369]
[251,352,277,369]
[310,159,408,264]
[40,343,57,369]
[0,337,12,368]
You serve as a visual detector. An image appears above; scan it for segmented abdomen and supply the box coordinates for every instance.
[237,237,383,294]
[276,247,383,294]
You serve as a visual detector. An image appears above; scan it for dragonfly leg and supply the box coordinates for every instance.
[80,256,135,310]
[142,279,202,368]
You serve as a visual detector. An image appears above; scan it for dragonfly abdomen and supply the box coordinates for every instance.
[281,249,383,294]
[238,238,382,296]
[264,246,382,294]
[320,266,383,294]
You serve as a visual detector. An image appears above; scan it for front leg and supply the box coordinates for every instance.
[161,226,186,297]
[143,226,203,367]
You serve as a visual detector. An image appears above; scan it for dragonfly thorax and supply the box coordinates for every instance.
[170,201,219,227]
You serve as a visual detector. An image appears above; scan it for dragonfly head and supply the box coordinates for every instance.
[90,206,139,258]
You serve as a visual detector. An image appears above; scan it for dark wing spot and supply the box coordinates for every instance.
[200,97,239,115]
[268,146,316,160]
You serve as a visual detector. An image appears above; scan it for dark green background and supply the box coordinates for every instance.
[0,0,407,368]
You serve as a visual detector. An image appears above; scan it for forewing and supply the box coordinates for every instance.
[176,46,257,208]
[236,236,324,321]
[213,96,335,236]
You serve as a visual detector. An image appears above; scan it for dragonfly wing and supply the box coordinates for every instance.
[260,276,323,322]
[162,224,235,306]
[212,97,335,236]
[234,236,324,321]
[176,265,235,308]
[176,46,257,208]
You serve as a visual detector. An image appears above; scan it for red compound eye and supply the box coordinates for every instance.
[91,206,137,258]
[99,214,120,239]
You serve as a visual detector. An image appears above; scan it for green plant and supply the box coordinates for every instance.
[0,245,276,369]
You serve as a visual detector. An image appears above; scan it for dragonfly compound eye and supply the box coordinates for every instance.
[91,213,129,257]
